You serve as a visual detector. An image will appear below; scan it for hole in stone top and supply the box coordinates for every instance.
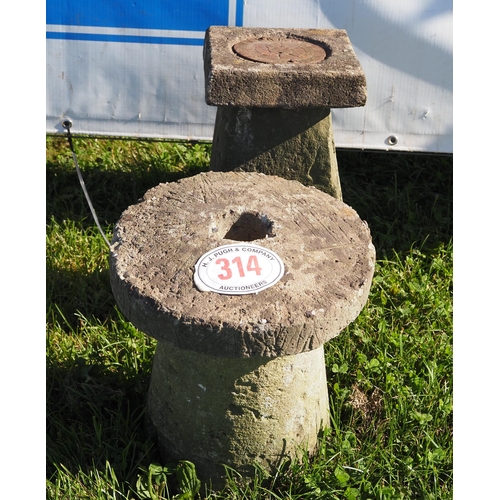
[224,211,274,241]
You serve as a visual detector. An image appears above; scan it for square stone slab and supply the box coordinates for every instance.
[204,26,367,108]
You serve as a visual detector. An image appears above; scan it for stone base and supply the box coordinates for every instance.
[147,340,330,487]
[210,106,342,199]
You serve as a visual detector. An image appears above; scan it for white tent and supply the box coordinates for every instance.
[46,0,452,152]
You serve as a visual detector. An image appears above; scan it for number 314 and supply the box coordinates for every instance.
[216,255,262,280]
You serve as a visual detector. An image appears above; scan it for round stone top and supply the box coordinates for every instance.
[233,39,326,64]
[110,172,375,358]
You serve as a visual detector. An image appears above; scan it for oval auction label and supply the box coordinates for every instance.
[193,243,285,295]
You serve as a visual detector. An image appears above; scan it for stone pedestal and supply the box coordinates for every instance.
[210,107,342,199]
[203,27,367,199]
[148,341,330,484]
[109,171,375,486]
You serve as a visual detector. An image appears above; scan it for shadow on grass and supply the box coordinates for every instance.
[47,148,452,257]
[46,358,159,482]
[46,160,210,228]
[336,150,452,256]
[46,266,117,329]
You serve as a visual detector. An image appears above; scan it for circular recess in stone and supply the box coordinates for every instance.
[233,38,326,64]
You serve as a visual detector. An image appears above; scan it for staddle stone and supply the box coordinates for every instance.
[109,171,375,486]
[203,27,367,198]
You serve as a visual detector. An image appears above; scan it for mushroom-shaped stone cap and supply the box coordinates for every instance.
[110,172,375,358]
[204,26,367,108]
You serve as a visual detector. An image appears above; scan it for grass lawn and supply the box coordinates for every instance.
[46,135,452,499]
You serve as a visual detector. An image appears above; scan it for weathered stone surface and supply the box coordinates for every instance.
[204,27,367,108]
[233,38,327,64]
[210,106,342,199]
[148,340,330,486]
[109,171,375,358]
